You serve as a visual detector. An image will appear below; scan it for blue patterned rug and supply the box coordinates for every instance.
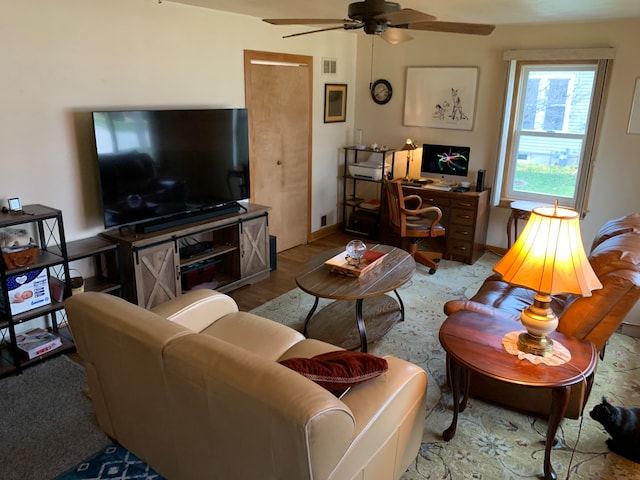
[54,444,163,480]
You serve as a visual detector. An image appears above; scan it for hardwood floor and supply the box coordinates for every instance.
[227,231,353,311]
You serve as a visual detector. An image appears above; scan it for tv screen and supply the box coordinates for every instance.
[91,108,250,229]
[421,144,470,179]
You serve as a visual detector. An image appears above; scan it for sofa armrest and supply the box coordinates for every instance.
[151,289,239,332]
[443,298,520,321]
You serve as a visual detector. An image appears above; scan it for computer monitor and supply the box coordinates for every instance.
[420,144,470,183]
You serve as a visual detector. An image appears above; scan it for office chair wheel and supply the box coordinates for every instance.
[429,268,437,275]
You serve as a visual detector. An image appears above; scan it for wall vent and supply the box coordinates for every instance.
[322,57,337,75]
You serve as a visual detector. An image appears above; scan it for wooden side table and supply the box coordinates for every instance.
[439,310,597,480]
[295,245,415,352]
[506,200,553,248]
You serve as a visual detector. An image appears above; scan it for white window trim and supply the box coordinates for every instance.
[492,48,615,216]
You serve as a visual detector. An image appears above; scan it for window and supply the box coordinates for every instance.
[494,49,614,214]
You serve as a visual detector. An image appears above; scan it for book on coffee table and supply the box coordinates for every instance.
[325,249,388,278]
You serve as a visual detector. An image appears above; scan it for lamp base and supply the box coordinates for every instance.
[517,332,555,357]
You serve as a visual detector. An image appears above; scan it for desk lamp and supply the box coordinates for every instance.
[400,138,418,180]
[493,203,602,357]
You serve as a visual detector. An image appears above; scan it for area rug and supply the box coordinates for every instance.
[252,252,640,480]
[0,355,110,480]
[54,444,162,480]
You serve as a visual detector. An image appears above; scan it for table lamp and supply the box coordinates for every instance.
[400,138,418,180]
[493,203,602,357]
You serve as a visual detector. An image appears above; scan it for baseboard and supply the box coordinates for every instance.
[617,322,640,338]
[309,224,339,242]
[486,244,507,256]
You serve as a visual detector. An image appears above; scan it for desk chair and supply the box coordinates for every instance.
[385,179,445,274]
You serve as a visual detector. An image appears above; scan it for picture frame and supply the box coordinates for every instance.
[627,77,640,134]
[324,83,347,123]
[404,67,479,130]
[8,197,22,212]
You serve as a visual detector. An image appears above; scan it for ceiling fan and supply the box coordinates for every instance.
[263,0,495,44]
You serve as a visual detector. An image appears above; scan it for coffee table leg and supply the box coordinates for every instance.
[544,386,570,480]
[355,298,367,353]
[303,296,320,336]
[443,355,465,441]
[393,289,405,321]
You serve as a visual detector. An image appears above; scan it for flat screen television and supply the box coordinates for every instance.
[91,108,250,231]
[420,144,470,183]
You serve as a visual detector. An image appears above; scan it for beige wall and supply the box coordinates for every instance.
[353,19,640,247]
[0,0,357,239]
[2,1,639,250]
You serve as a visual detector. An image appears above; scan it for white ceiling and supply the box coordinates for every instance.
[169,0,640,27]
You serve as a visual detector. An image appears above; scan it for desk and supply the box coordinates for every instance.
[439,310,597,480]
[295,245,415,352]
[399,186,490,265]
[506,200,553,248]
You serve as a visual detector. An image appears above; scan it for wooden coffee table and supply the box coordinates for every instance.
[439,310,597,480]
[295,244,415,352]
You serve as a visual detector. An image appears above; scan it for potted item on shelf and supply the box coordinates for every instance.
[1,227,38,269]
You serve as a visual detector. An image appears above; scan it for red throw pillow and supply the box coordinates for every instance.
[279,350,388,393]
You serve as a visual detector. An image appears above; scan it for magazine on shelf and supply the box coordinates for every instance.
[16,328,62,360]
[324,249,388,278]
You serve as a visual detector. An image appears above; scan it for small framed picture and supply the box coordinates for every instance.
[8,197,22,212]
[324,83,347,123]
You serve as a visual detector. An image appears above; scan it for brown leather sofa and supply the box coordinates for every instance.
[65,289,427,480]
[443,213,640,418]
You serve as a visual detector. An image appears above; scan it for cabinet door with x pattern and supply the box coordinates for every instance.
[240,214,270,278]
[133,240,180,309]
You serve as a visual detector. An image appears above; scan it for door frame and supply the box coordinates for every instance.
[244,50,313,244]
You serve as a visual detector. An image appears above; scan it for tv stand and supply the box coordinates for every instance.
[135,203,242,234]
[102,203,271,309]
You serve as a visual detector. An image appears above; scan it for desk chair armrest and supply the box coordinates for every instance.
[403,194,423,209]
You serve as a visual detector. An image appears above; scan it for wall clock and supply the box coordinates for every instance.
[371,79,392,105]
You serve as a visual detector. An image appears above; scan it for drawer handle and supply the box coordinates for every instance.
[459,202,472,207]
[456,230,470,235]
[455,246,468,251]
[457,215,471,220]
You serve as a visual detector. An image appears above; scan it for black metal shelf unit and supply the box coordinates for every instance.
[341,147,396,240]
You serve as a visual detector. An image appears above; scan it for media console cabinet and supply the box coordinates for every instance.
[102,204,271,309]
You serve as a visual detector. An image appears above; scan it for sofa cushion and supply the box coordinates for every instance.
[280,350,388,393]
[200,311,305,361]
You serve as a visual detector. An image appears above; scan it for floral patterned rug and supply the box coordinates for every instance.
[251,252,640,480]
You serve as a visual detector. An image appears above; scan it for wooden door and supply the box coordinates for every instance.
[244,50,312,252]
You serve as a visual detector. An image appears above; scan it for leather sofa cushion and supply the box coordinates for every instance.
[200,311,305,361]
[280,350,389,393]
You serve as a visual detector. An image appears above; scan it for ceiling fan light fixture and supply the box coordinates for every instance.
[263,0,495,42]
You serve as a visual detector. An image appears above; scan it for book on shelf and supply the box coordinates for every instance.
[359,199,381,211]
[324,249,388,278]
[16,328,62,360]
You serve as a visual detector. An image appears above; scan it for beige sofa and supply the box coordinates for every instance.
[65,289,427,480]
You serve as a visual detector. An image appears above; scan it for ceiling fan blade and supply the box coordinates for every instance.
[409,21,496,36]
[377,9,436,27]
[263,18,353,26]
[380,27,413,45]
[282,25,360,39]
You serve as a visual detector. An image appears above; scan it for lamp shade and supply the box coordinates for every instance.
[494,205,602,296]
[400,138,418,151]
